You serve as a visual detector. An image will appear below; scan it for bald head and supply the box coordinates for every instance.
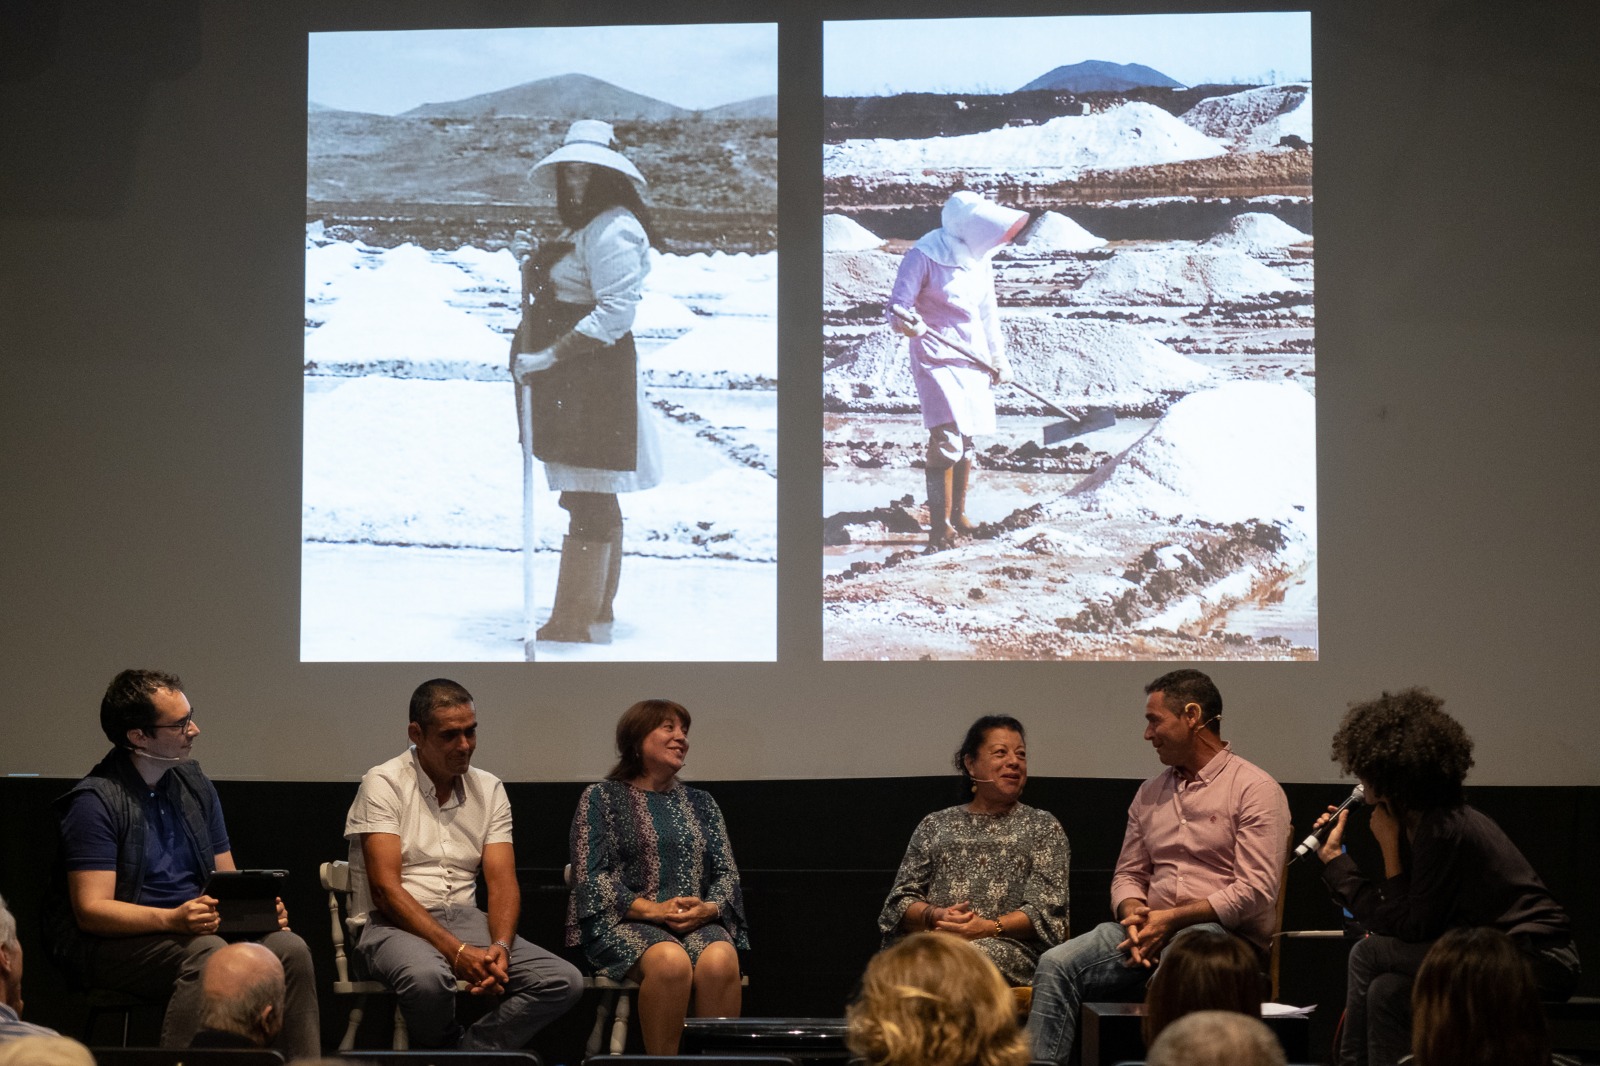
[1147,1011,1286,1066]
[198,942,285,1047]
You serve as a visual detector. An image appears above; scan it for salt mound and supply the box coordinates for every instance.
[823,213,884,251]
[825,317,1212,411]
[1075,247,1304,305]
[646,249,776,318]
[643,317,775,389]
[1071,381,1315,524]
[632,290,703,338]
[1013,211,1106,253]
[1182,84,1312,151]
[824,249,902,314]
[824,102,1224,179]
[1204,212,1310,254]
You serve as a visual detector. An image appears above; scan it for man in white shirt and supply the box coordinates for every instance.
[345,679,581,1050]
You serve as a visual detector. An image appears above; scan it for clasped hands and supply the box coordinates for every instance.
[1116,904,1176,968]
[924,901,1000,940]
[645,895,719,934]
[451,941,512,996]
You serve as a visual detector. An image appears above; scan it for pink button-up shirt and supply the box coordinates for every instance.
[1109,745,1290,951]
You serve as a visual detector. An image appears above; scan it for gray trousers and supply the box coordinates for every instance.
[87,929,320,1058]
[357,907,583,1050]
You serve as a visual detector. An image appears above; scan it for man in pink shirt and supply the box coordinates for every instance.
[1026,669,1290,1064]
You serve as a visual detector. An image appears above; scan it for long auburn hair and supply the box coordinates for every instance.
[607,699,691,782]
[1411,927,1550,1066]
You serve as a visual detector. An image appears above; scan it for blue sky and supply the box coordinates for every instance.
[309,24,777,115]
[824,12,1311,97]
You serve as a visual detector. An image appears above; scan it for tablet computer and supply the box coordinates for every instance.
[203,868,289,936]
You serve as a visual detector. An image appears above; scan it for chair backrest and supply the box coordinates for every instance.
[1269,825,1292,1000]
[338,1052,542,1065]
[92,1048,285,1065]
[320,859,356,984]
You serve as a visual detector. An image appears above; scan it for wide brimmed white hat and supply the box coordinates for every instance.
[528,119,647,194]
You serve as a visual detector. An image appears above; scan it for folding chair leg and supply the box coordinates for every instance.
[610,989,631,1054]
[587,988,616,1059]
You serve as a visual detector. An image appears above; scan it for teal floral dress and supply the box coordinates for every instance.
[567,779,749,979]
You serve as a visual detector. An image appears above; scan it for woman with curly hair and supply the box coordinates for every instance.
[847,933,1031,1066]
[1312,688,1578,1066]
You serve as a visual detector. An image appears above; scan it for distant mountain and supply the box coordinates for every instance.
[702,94,777,120]
[402,72,690,121]
[1018,60,1184,93]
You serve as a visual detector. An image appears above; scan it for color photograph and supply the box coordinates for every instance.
[821,13,1315,661]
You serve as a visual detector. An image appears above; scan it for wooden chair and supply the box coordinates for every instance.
[320,859,467,1052]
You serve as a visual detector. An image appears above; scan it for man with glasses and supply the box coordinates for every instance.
[52,670,320,1057]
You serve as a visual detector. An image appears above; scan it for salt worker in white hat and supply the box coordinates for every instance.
[511,119,661,644]
[887,191,1028,552]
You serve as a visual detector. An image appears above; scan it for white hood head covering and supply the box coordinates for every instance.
[528,119,647,195]
[913,191,1029,268]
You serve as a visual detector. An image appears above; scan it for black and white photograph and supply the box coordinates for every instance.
[302,23,778,661]
[821,12,1315,661]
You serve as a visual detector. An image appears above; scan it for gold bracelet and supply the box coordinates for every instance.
[453,941,468,970]
[992,919,1004,938]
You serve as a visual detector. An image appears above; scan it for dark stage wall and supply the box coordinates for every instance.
[3,776,1594,1060]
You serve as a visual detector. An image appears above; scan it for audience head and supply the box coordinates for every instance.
[198,941,285,1047]
[847,932,1029,1066]
[1145,669,1223,736]
[99,668,185,748]
[0,893,20,1014]
[608,699,692,782]
[1330,687,1473,813]
[1411,926,1550,1066]
[0,1035,94,1066]
[1142,928,1263,1046]
[1147,1010,1285,1066]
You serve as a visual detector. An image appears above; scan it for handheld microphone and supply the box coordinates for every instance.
[1291,784,1364,863]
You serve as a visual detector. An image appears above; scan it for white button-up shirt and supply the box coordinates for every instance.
[343,747,513,927]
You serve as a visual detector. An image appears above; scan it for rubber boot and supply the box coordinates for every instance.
[925,466,954,553]
[950,458,977,536]
[537,537,612,643]
[590,527,623,645]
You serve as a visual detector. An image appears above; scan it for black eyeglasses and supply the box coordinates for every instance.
[146,711,196,734]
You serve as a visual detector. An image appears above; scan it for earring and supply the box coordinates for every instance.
[971,783,977,793]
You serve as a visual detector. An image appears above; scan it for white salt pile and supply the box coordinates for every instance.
[823,213,884,251]
[643,317,776,390]
[1074,247,1304,305]
[825,317,1211,411]
[306,248,508,379]
[823,102,1225,179]
[646,249,777,318]
[1204,212,1311,254]
[824,249,903,314]
[1012,211,1107,253]
[1181,84,1313,151]
[1070,381,1315,524]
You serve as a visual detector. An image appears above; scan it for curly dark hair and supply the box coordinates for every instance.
[1329,688,1474,812]
[100,669,184,748]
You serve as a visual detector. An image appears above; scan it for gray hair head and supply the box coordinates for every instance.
[1147,1011,1286,1066]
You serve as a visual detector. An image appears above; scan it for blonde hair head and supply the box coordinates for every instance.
[847,933,1029,1066]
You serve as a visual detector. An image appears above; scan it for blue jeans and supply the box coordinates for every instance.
[1026,920,1228,1064]
[358,907,582,1050]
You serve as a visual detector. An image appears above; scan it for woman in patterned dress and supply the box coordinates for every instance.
[568,699,747,1053]
[877,715,1069,986]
